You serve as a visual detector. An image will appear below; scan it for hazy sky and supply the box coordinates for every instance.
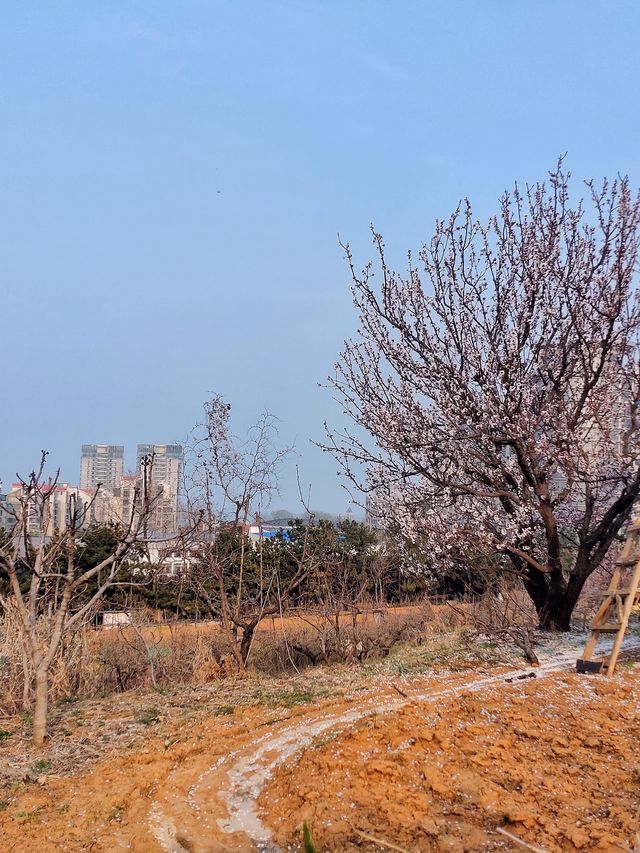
[1,1,639,511]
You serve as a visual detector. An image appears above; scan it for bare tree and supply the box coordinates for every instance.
[451,579,540,666]
[0,452,155,745]
[325,161,640,630]
[185,397,306,671]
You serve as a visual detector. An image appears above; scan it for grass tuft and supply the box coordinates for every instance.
[303,819,318,852]
[136,706,160,726]
[213,704,235,716]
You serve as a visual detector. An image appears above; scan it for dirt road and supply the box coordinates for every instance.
[1,637,638,852]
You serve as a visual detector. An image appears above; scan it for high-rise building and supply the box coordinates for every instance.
[80,445,124,493]
[80,445,125,525]
[136,444,183,532]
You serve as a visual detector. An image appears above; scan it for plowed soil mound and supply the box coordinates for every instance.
[1,653,638,852]
[262,671,640,852]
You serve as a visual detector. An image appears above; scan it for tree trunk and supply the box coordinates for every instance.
[535,579,585,632]
[523,562,579,631]
[537,605,572,632]
[33,667,49,746]
[521,536,605,631]
[21,645,32,710]
[240,623,257,667]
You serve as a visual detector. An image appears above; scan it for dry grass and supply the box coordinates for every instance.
[0,622,513,793]
[0,602,479,714]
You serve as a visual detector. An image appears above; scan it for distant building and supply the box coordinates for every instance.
[136,444,183,532]
[80,445,124,493]
[365,494,385,531]
[80,445,125,525]
[120,474,140,525]
[248,522,291,543]
[144,536,197,578]
[6,482,94,538]
[0,494,13,532]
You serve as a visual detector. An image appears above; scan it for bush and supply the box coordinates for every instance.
[0,600,479,708]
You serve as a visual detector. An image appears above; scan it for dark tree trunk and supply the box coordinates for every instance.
[523,565,555,626]
[526,566,587,632]
[537,600,572,632]
[239,622,257,666]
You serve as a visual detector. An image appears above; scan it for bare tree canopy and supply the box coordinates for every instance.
[0,452,156,744]
[326,161,640,630]
[184,397,299,671]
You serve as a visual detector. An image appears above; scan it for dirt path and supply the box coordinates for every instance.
[1,637,638,852]
[148,640,636,852]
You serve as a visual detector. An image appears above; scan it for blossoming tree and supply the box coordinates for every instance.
[326,163,640,630]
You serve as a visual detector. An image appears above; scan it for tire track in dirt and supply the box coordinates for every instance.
[150,639,640,852]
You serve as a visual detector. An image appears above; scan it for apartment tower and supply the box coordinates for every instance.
[80,445,125,524]
[136,444,183,532]
[80,445,124,493]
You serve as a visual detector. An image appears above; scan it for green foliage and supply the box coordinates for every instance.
[136,706,160,726]
[77,524,121,572]
[251,685,329,709]
[53,514,497,626]
[303,820,318,853]
[189,517,387,621]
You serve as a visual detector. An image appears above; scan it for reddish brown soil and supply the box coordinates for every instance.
[262,671,640,852]
[0,663,637,852]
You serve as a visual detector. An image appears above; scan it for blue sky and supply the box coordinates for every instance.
[1,1,639,512]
